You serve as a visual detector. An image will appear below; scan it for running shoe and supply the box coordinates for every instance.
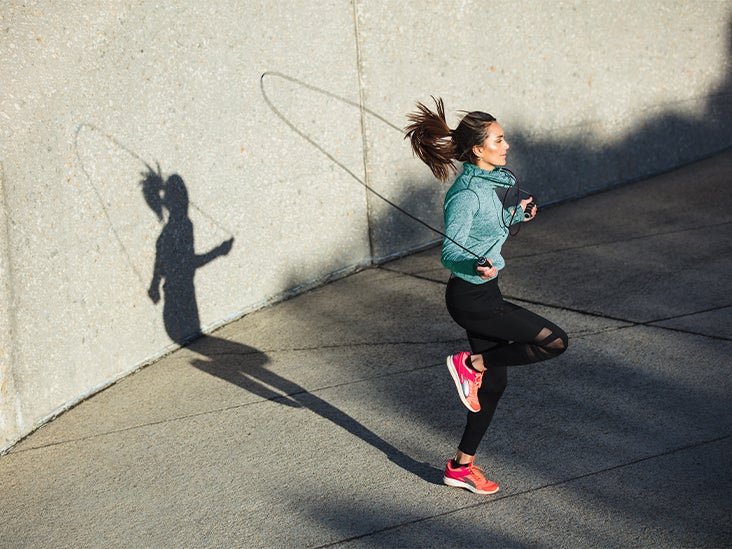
[443,460,500,495]
[446,352,482,412]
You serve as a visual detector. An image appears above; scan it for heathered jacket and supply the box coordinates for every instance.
[441,162,525,284]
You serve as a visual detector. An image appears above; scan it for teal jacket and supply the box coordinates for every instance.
[441,162,525,284]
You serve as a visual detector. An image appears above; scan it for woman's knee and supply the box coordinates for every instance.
[538,326,568,356]
[551,329,569,354]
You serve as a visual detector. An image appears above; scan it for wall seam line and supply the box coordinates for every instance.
[0,160,22,453]
[351,0,375,262]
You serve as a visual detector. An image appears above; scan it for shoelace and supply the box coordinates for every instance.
[467,463,489,482]
[468,384,480,404]
[468,371,483,400]
[474,370,483,388]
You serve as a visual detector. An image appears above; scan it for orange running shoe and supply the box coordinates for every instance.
[443,460,500,495]
[446,352,482,412]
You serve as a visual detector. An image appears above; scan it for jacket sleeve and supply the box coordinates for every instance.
[502,204,525,226]
[441,190,480,276]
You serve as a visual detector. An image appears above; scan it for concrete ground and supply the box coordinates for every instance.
[1,150,730,548]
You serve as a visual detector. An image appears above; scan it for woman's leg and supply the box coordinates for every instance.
[467,305,568,369]
[457,367,508,458]
[445,277,568,463]
[446,276,568,370]
[454,307,567,457]
[446,277,568,367]
[445,278,568,460]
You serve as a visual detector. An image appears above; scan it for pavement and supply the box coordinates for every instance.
[1,150,731,548]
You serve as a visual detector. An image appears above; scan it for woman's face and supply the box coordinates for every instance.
[473,122,509,170]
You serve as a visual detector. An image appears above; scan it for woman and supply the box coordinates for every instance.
[405,98,568,495]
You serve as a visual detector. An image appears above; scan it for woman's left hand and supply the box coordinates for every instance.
[520,197,537,221]
[476,263,498,280]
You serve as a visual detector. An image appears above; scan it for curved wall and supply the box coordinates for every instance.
[1,1,730,451]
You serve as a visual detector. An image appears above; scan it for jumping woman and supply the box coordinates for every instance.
[405,98,568,495]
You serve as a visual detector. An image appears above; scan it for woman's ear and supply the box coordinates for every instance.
[472,144,483,160]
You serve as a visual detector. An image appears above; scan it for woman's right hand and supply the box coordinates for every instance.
[520,196,537,220]
[148,285,161,304]
[476,264,498,280]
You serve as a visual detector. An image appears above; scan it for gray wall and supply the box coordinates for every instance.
[1,1,730,452]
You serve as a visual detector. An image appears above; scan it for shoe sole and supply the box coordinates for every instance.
[446,356,481,413]
[443,476,500,495]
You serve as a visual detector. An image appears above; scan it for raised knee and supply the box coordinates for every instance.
[555,332,569,352]
[547,333,568,356]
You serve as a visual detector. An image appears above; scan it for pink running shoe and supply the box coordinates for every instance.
[446,352,482,412]
[443,460,500,495]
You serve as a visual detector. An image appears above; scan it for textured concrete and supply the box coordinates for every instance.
[1,0,731,452]
[0,151,729,547]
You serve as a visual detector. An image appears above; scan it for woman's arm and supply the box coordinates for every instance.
[194,237,234,268]
[441,190,481,276]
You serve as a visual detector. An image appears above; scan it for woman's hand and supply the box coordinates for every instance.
[476,263,498,280]
[148,285,161,304]
[520,197,537,220]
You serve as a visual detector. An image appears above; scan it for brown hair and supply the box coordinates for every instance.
[404,97,496,182]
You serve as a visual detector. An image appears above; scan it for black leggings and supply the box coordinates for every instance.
[445,276,568,456]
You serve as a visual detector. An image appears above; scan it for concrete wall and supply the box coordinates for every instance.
[1,0,730,452]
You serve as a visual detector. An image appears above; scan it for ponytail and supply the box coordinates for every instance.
[404,97,456,182]
[405,97,497,182]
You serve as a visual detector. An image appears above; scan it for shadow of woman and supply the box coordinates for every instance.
[188,335,440,481]
[144,171,233,344]
[142,168,439,481]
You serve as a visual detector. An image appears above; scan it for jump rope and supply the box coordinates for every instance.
[260,72,535,270]
[78,78,534,282]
